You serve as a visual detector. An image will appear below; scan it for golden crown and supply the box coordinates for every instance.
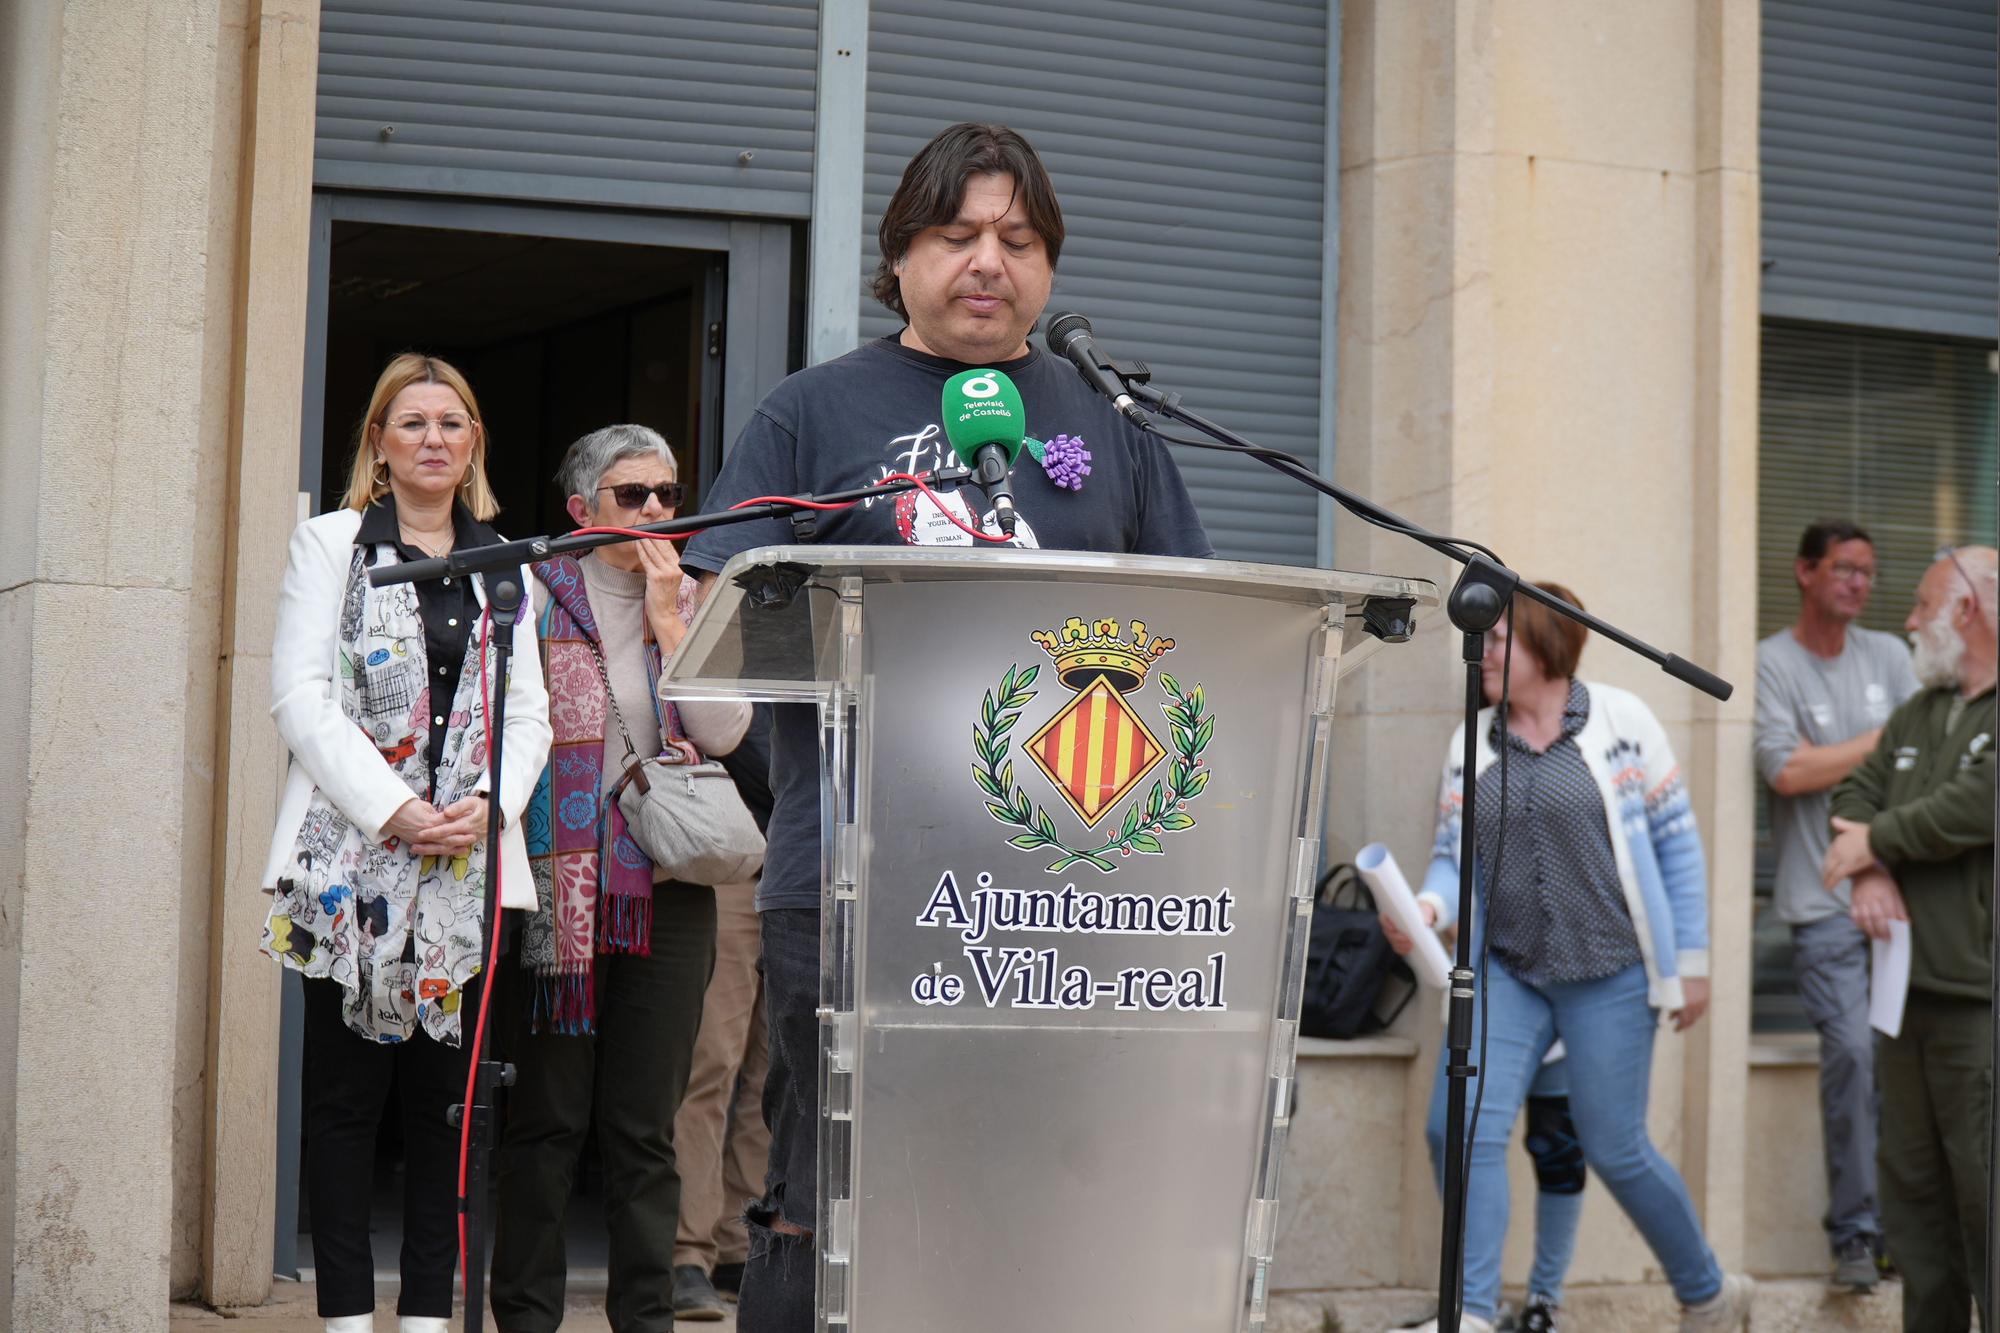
[1031,616,1176,693]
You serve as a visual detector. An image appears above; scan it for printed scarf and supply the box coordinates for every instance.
[519,556,688,1034]
[260,545,494,1045]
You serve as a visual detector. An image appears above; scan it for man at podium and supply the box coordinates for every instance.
[680,120,1213,1332]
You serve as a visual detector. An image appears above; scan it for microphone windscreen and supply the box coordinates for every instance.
[1043,311,1090,354]
[942,368,1027,465]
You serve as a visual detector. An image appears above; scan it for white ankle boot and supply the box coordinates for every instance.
[398,1319,451,1333]
[323,1316,373,1333]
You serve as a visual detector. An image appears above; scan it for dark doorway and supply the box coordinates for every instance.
[315,220,723,532]
[291,218,731,1286]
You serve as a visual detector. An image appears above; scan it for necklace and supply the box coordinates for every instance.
[399,523,454,559]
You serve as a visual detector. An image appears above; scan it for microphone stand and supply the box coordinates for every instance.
[1100,363,1732,1332]
[367,465,974,1331]
[449,572,519,1333]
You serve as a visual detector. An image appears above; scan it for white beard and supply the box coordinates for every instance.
[1909,609,1966,689]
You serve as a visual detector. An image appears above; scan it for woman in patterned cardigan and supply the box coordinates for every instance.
[1390,583,1752,1333]
[261,353,551,1333]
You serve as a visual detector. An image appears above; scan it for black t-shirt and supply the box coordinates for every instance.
[682,335,1214,912]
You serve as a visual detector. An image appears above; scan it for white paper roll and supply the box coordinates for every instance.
[1354,842,1453,990]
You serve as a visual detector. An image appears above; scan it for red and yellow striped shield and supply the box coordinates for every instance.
[1024,673,1166,827]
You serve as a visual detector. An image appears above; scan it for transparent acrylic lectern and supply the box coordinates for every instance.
[662,547,1438,1333]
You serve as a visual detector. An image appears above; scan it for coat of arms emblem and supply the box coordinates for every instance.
[971,616,1215,874]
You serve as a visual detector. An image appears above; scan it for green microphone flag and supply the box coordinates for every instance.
[941,368,1032,537]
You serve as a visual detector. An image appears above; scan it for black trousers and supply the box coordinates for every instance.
[303,974,482,1318]
[491,884,717,1333]
[737,907,821,1333]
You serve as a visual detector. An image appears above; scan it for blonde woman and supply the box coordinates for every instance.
[261,352,551,1333]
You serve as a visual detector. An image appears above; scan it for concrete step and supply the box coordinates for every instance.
[1271,1277,1928,1332]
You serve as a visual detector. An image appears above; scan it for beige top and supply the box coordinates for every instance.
[542,556,753,882]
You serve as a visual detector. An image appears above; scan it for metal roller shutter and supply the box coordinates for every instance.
[1761,0,1998,340]
[1757,320,1997,638]
[859,0,1332,566]
[315,0,819,217]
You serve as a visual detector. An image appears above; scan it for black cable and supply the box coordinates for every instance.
[1457,601,1513,1242]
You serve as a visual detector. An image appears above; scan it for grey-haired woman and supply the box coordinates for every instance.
[491,425,750,1333]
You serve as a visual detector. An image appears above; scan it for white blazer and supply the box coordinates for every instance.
[261,507,552,909]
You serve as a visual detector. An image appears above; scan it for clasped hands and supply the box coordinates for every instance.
[383,794,489,857]
[1823,815,1907,942]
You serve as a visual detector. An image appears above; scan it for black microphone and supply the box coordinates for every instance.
[1043,312,1150,427]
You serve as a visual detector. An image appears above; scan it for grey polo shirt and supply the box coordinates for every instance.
[1754,626,1919,925]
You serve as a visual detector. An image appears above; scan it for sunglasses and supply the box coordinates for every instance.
[597,482,684,510]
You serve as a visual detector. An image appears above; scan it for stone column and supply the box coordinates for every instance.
[1333,0,1759,1291]
[1333,0,1500,1285]
[1676,0,1759,1267]
[198,0,321,1306]
[0,1,226,1326]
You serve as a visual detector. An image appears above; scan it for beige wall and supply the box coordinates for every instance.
[1327,0,1760,1292]
[0,0,63,1317]
[0,0,313,1323]
[197,0,321,1306]
[1745,1049,1837,1277]
[0,1,229,1324]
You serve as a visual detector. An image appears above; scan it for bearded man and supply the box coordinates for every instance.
[1824,544,1997,1333]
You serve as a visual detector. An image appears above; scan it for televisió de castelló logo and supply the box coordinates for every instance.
[971,615,1215,874]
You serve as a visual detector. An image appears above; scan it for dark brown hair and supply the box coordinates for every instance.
[1797,519,1873,563]
[1509,581,1589,680]
[871,122,1065,319]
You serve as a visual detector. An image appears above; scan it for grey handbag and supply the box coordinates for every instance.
[616,757,765,886]
[580,631,766,886]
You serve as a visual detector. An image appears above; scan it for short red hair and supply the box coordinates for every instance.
[1509,581,1589,679]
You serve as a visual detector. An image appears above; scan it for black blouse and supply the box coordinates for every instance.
[357,496,495,795]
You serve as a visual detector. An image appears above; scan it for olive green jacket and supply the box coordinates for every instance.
[1831,682,1996,1000]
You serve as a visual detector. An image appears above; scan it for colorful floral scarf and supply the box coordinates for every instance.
[261,545,494,1045]
[519,556,688,1034]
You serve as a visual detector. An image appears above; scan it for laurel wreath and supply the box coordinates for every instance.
[972,662,1213,874]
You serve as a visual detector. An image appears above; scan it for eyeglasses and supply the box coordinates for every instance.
[1827,560,1877,585]
[384,412,475,444]
[598,482,684,510]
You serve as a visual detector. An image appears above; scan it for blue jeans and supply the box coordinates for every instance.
[1426,1053,1583,1305]
[1425,961,1723,1321]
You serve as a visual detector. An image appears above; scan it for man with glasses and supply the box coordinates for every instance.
[1824,544,1997,1333]
[1753,520,1917,1291]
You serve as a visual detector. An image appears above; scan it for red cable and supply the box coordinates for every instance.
[572,471,1013,550]
[875,471,1015,544]
[569,523,709,543]
[456,603,506,1295]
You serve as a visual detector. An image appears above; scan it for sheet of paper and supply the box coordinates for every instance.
[1870,919,1912,1039]
[1354,842,1453,990]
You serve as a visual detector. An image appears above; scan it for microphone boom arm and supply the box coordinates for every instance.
[1113,373,1733,702]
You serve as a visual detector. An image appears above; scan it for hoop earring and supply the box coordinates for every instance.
[372,454,390,485]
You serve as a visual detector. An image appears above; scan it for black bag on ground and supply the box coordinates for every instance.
[1298,862,1417,1039]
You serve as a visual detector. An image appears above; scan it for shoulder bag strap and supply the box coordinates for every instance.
[577,631,641,769]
